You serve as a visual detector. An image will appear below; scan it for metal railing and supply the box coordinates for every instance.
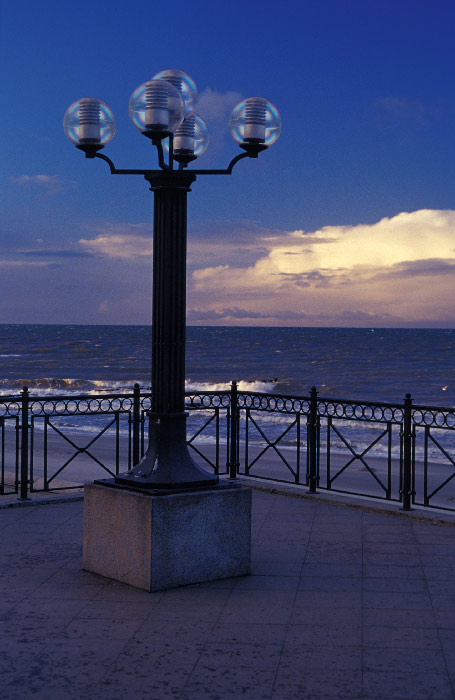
[2,382,455,513]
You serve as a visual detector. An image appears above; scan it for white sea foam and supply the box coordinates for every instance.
[185,379,276,393]
[0,376,277,397]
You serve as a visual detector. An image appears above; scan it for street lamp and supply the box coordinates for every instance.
[64,70,281,491]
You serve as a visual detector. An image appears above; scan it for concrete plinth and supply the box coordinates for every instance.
[82,482,251,591]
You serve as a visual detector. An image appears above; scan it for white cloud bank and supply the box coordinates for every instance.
[189,209,455,326]
[79,222,153,260]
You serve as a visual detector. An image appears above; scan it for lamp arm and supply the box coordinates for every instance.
[226,151,251,174]
[93,153,153,176]
[93,152,117,173]
[155,139,171,172]
[88,147,265,178]
[192,152,250,176]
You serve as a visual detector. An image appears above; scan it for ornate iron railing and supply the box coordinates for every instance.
[2,383,455,513]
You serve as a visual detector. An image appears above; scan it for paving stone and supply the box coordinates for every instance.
[363,564,425,579]
[363,625,442,649]
[301,563,362,578]
[293,589,362,609]
[2,488,455,699]
[363,552,422,566]
[279,645,362,671]
[363,590,433,610]
[234,574,300,590]
[362,670,453,699]
[251,560,303,576]
[363,607,437,628]
[285,623,362,647]
[298,575,362,592]
[183,665,276,698]
[209,622,287,645]
[96,666,191,699]
[363,646,448,674]
[196,641,283,670]
[218,589,296,625]
[273,667,363,698]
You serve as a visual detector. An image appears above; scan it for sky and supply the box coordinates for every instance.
[2,0,455,327]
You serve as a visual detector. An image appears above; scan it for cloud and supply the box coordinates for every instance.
[79,234,152,259]
[188,209,455,326]
[187,307,269,322]
[196,88,243,156]
[192,264,230,280]
[374,97,427,117]
[198,88,243,122]
[78,222,154,259]
[0,259,52,268]
[19,248,92,258]
[9,174,63,196]
[372,97,442,127]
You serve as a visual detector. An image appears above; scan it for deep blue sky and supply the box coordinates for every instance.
[2,0,455,325]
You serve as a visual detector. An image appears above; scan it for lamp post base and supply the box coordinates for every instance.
[114,413,219,489]
[83,482,251,591]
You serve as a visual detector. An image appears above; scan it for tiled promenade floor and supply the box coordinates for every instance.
[1,486,455,700]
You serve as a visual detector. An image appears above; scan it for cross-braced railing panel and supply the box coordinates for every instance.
[242,408,302,484]
[186,407,227,475]
[322,417,395,500]
[413,426,455,508]
[0,416,19,496]
[30,412,130,491]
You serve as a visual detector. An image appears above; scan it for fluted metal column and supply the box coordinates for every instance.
[152,182,189,414]
[115,172,219,490]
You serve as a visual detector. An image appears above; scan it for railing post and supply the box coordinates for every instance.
[401,392,413,511]
[229,380,239,479]
[307,386,318,493]
[19,386,29,500]
[132,383,141,467]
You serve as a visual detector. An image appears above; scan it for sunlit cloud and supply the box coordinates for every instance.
[79,234,152,259]
[188,209,455,326]
[193,264,230,280]
[79,222,154,259]
[187,307,269,322]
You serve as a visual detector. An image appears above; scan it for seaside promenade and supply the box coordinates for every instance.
[1,483,455,699]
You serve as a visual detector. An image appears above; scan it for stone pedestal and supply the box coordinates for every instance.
[82,482,251,591]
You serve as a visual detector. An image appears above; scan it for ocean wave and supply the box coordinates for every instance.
[0,377,277,397]
[0,377,143,396]
[185,379,276,393]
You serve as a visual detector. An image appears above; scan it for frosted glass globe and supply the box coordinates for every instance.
[229,97,281,146]
[152,69,198,118]
[164,115,209,159]
[63,98,116,146]
[129,79,184,134]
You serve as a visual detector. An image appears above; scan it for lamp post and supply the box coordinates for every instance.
[64,70,281,491]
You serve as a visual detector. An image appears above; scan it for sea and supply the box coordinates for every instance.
[0,324,454,405]
[1,325,455,465]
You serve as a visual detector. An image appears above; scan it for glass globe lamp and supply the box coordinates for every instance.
[152,69,198,119]
[63,98,116,146]
[229,97,281,147]
[129,79,185,136]
[164,115,209,163]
